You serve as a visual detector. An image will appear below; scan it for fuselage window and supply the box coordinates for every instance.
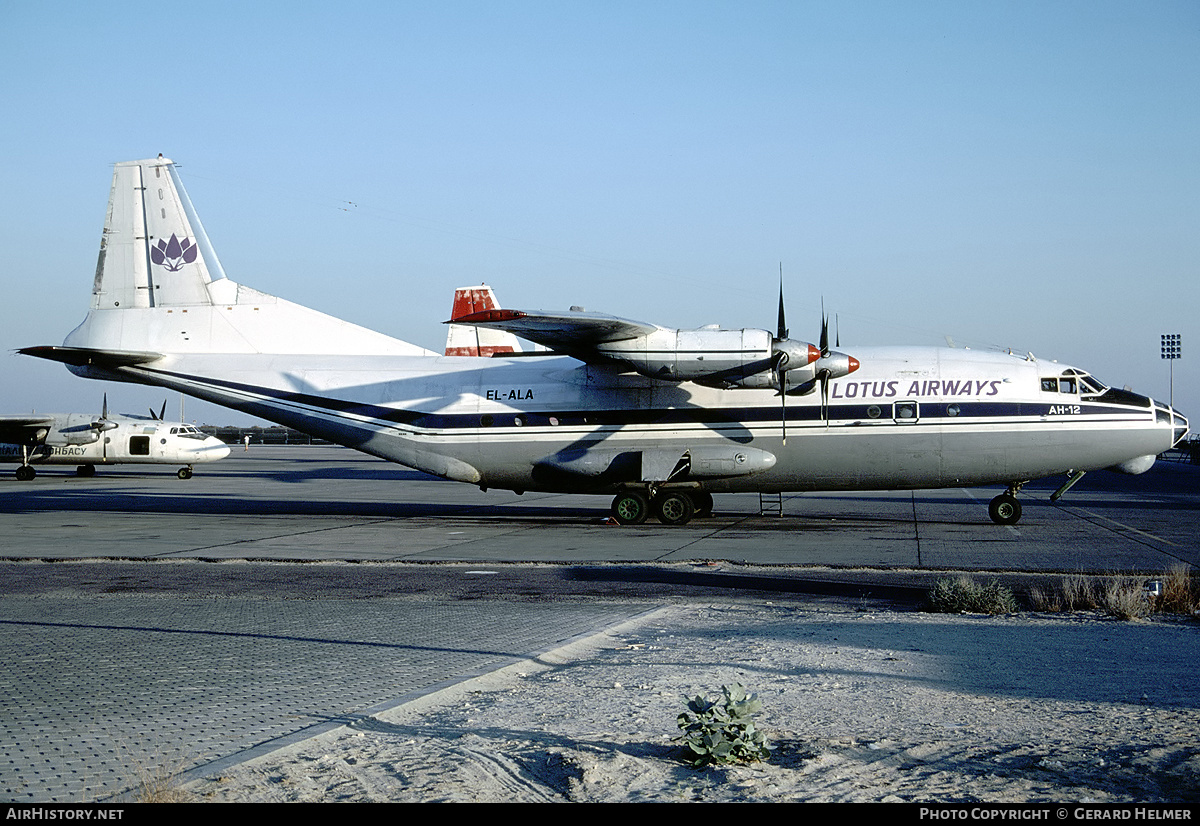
[947,403,961,417]
[129,436,150,456]
[867,405,881,419]
[894,401,918,421]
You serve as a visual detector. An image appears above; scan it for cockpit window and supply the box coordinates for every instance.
[170,425,207,440]
[1080,375,1106,394]
[1041,378,1058,392]
[1059,377,1077,394]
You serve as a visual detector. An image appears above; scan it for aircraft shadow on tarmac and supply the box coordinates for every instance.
[0,463,1193,523]
[0,488,592,520]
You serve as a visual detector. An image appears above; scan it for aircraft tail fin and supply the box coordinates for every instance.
[444,285,522,356]
[63,156,433,357]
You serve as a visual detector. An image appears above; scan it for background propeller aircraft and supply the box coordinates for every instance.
[21,157,1190,524]
[0,395,230,480]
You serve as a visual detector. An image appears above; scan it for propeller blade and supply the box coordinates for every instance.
[776,267,788,341]
[91,392,117,431]
[773,351,789,444]
[819,368,832,426]
[819,302,829,357]
[781,385,787,444]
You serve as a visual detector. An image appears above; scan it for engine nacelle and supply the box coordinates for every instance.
[686,446,777,478]
[598,328,819,387]
[45,429,101,447]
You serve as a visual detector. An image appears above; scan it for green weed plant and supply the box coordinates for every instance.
[676,683,770,768]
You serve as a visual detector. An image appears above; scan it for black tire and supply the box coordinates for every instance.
[177,467,193,480]
[988,494,1022,525]
[76,465,96,477]
[691,491,714,517]
[16,466,35,481]
[611,491,649,525]
[654,491,695,525]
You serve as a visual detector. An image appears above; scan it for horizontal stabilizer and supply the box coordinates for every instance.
[19,346,162,368]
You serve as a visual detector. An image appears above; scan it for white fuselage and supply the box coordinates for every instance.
[0,416,231,468]
[84,344,1182,494]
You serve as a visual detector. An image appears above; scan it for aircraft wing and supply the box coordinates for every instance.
[446,309,659,359]
[0,415,56,445]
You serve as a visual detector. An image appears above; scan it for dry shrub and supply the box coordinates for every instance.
[1102,576,1151,620]
[1061,573,1101,611]
[927,576,1018,615]
[125,748,194,803]
[1024,569,1197,622]
[133,773,193,803]
[1157,565,1199,615]
[1028,585,1063,613]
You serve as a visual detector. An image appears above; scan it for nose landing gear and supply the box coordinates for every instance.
[988,482,1026,525]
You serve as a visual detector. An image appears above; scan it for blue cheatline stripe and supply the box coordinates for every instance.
[139,367,1149,433]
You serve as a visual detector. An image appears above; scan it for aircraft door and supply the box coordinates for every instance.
[129,435,151,457]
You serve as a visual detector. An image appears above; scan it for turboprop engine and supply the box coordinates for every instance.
[595,327,822,388]
[44,427,102,447]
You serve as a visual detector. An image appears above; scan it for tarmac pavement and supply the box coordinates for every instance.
[1,446,1196,802]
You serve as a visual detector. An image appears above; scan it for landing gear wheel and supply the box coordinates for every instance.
[653,491,695,525]
[76,465,96,477]
[177,467,194,480]
[988,494,1022,525]
[15,466,35,481]
[691,491,714,518]
[611,491,649,525]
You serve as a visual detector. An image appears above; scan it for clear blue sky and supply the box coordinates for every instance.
[2,0,1197,425]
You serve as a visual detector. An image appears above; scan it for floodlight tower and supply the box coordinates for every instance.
[1161,333,1181,409]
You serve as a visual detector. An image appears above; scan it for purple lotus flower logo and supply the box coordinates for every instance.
[150,233,199,272]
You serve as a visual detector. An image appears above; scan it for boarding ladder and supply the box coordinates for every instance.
[758,492,784,517]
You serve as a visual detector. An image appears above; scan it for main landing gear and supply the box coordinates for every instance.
[15,444,36,481]
[610,490,714,526]
[988,482,1025,525]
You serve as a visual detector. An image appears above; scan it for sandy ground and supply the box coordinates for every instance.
[185,602,1200,803]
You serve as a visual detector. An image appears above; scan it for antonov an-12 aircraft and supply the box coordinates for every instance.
[0,396,230,480]
[21,157,1189,524]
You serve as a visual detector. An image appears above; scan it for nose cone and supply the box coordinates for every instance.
[197,437,232,461]
[1173,409,1189,448]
